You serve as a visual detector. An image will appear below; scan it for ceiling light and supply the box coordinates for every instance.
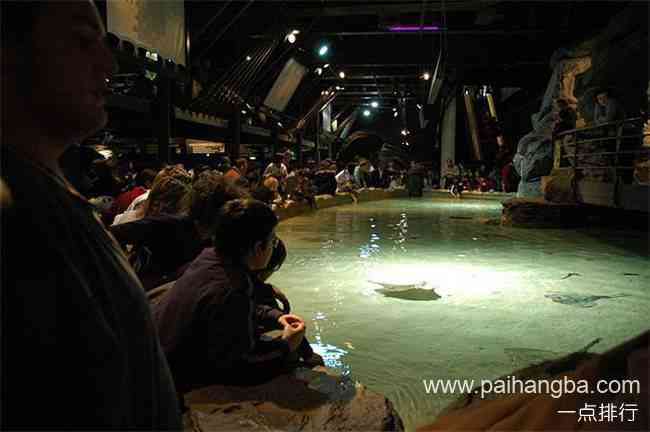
[318,45,329,56]
[338,71,345,79]
[393,107,397,112]
[245,55,252,61]
[405,141,410,146]
[277,122,283,128]
[422,72,431,80]
[363,109,371,117]
[417,104,422,110]
[370,101,379,108]
[401,129,409,136]
[241,109,247,115]
[323,63,330,69]
[315,67,323,76]
[291,29,300,35]
[393,111,398,118]
[286,33,297,44]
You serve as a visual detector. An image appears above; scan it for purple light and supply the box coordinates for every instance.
[388,25,440,32]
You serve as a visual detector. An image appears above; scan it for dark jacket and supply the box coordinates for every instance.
[2,149,181,430]
[152,248,289,393]
[110,215,208,290]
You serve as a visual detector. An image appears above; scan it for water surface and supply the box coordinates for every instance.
[271,197,649,430]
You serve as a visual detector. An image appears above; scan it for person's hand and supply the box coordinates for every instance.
[281,321,305,352]
[272,286,290,313]
[278,314,304,329]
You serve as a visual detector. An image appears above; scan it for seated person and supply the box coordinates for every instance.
[153,199,307,394]
[293,170,317,209]
[313,161,337,196]
[441,159,460,189]
[252,239,323,367]
[110,172,244,290]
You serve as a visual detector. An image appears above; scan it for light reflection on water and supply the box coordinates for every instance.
[272,197,649,431]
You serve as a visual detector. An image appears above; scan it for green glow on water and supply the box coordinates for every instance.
[271,198,649,430]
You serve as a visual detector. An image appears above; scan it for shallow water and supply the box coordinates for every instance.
[271,197,649,430]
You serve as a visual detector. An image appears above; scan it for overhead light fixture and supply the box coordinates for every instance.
[388,25,440,32]
[245,55,252,61]
[338,71,346,79]
[363,109,371,117]
[405,141,410,146]
[401,129,409,136]
[249,156,257,160]
[241,109,247,115]
[323,63,330,69]
[291,29,300,35]
[422,72,431,80]
[393,111,399,118]
[370,101,379,108]
[393,107,398,112]
[286,33,297,44]
[318,44,329,56]
[417,104,422,110]
[315,67,323,76]
[277,121,283,128]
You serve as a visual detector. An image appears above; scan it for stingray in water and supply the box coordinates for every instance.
[368,280,441,301]
[545,293,629,308]
[560,272,581,280]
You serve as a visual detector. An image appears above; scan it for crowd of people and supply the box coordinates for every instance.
[441,156,519,197]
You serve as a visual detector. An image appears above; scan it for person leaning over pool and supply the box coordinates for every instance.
[252,239,325,368]
[153,199,307,394]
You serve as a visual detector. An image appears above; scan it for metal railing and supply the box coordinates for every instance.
[552,116,649,206]
[553,116,649,173]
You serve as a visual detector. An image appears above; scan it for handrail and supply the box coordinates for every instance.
[555,116,645,138]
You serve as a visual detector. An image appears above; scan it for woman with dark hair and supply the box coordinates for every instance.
[153,199,308,393]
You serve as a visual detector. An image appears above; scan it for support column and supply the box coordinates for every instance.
[315,111,321,163]
[441,96,457,178]
[463,89,482,160]
[270,126,279,157]
[296,133,303,165]
[230,108,241,159]
[156,71,171,164]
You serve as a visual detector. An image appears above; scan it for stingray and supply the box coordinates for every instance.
[545,293,629,308]
[449,216,473,220]
[368,280,428,290]
[560,272,581,280]
[376,288,441,301]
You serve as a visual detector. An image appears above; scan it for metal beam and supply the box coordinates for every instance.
[281,1,498,17]
[250,28,570,38]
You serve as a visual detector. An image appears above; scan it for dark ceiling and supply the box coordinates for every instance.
[186,1,633,126]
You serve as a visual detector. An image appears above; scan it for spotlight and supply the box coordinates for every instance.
[245,55,252,61]
[393,111,399,118]
[291,29,300,35]
[318,45,329,56]
[393,107,397,112]
[422,72,431,80]
[417,104,422,110]
[241,109,247,115]
[315,67,323,76]
[370,101,379,108]
[405,141,410,146]
[277,121,283,128]
[335,86,342,90]
[363,109,371,117]
[286,33,297,44]
[323,64,330,69]
[401,129,409,136]
[338,71,346,79]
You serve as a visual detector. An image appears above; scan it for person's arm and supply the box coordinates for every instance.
[108,216,166,247]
